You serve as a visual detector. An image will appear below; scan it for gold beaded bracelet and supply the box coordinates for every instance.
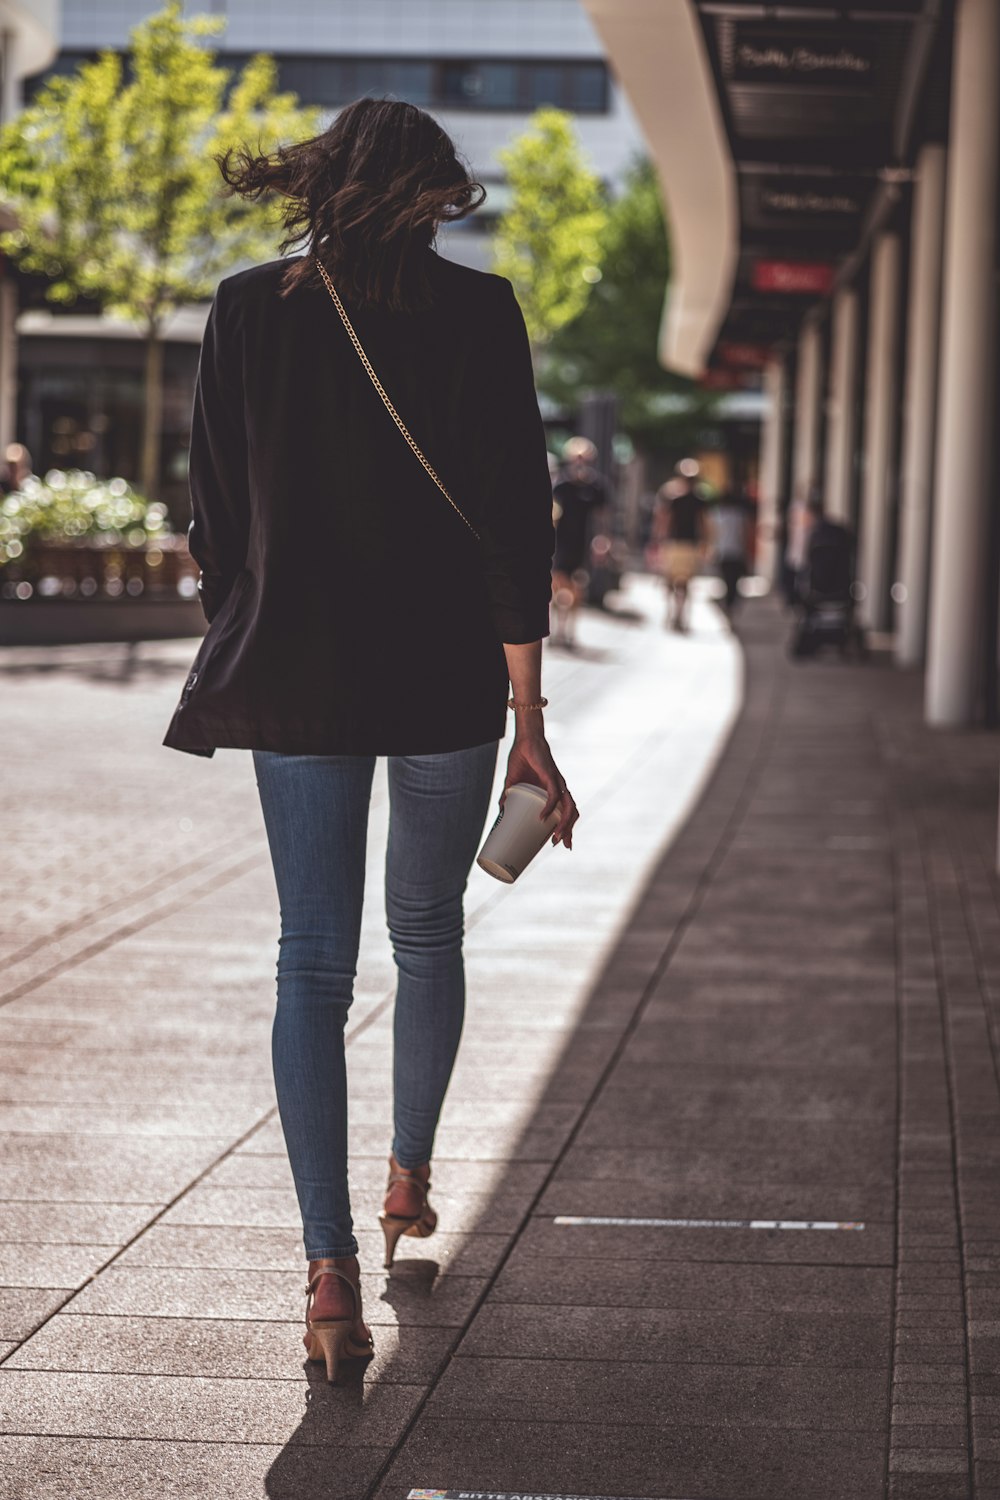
[507,696,548,711]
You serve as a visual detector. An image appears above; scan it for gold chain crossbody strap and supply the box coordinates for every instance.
[314,257,481,544]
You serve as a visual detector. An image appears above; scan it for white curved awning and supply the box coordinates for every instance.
[580,0,737,377]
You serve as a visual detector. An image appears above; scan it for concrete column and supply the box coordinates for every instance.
[824,288,860,526]
[0,32,17,126]
[791,320,822,504]
[858,231,901,633]
[756,357,786,585]
[896,144,947,668]
[0,277,17,454]
[925,0,1000,725]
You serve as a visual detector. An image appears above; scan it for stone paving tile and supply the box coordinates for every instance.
[157,1181,536,1235]
[589,1068,897,1119]
[0,1436,391,1499]
[489,1254,892,1311]
[0,1367,425,1444]
[67,1263,486,1327]
[111,1222,510,1276]
[556,1132,895,1187]
[372,1416,887,1499]
[0,1071,275,1110]
[0,1134,233,1171]
[0,1102,270,1137]
[535,1173,892,1223]
[204,1153,548,1199]
[0,1288,67,1343]
[515,1213,893,1266]
[0,1157,221,1204]
[4,1311,454,1384]
[427,1353,888,1429]
[0,1202,160,1246]
[0,1243,111,1289]
[458,1301,891,1368]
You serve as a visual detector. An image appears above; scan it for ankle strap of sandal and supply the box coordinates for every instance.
[305,1267,360,1304]
[386,1169,431,1199]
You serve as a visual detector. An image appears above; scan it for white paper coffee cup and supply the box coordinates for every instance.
[477,781,560,884]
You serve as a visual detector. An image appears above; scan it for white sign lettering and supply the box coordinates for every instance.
[737,42,871,75]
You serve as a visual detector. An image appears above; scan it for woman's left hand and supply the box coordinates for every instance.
[502,732,579,850]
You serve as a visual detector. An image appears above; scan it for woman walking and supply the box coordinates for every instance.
[162,99,577,1380]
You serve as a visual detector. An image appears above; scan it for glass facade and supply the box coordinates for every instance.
[26,50,610,114]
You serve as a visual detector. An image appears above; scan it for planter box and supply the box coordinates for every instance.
[0,595,206,645]
[0,537,206,644]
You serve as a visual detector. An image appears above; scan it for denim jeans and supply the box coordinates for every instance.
[252,742,499,1260]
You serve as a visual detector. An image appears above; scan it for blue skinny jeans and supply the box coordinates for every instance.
[252,742,498,1260]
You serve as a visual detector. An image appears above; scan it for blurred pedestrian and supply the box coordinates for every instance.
[783,483,817,606]
[710,488,752,627]
[0,443,32,493]
[551,436,607,648]
[652,468,705,632]
[162,98,579,1381]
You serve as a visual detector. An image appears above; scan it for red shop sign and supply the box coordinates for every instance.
[717,341,771,368]
[752,260,835,294]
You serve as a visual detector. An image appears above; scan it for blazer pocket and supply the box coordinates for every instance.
[176,570,251,709]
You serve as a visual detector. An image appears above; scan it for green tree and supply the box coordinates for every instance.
[0,4,319,498]
[492,108,607,353]
[539,157,716,456]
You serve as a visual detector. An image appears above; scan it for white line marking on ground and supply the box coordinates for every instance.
[552,1215,865,1231]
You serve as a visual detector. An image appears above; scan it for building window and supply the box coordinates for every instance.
[26,51,610,116]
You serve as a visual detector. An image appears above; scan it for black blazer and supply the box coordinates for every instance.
[162,251,555,759]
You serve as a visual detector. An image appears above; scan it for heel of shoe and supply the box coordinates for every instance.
[307,1320,352,1383]
[379,1212,411,1269]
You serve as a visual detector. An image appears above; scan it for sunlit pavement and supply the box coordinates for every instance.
[6,580,1000,1500]
[0,574,742,1498]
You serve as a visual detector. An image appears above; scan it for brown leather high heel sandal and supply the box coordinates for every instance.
[303,1261,374,1382]
[379,1154,438,1268]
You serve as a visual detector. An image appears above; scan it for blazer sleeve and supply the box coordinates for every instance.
[186,279,250,624]
[475,280,555,644]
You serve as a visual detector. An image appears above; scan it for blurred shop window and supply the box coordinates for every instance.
[26,52,610,116]
[17,342,200,522]
[443,60,519,108]
[440,58,608,112]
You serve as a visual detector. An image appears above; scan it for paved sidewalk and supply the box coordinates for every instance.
[1,576,742,1499]
[5,581,1000,1498]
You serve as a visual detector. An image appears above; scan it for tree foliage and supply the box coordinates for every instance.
[539,157,716,454]
[0,4,319,495]
[492,108,607,351]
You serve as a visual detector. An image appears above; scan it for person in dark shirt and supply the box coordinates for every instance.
[162,98,579,1378]
[652,470,705,632]
[710,489,753,626]
[551,436,607,647]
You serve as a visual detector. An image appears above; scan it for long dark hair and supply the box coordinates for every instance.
[217,98,485,311]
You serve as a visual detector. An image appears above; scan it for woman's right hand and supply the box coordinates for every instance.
[502,732,579,850]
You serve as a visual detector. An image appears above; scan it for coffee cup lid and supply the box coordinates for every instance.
[509,782,548,802]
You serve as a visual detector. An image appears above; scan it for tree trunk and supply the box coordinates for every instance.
[140,323,164,499]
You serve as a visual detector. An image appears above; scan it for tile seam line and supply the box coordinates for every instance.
[0,850,271,1010]
[0,773,403,1005]
[361,627,786,1500]
[914,810,975,1496]
[0,830,269,974]
[944,806,998,1493]
[882,706,905,1500]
